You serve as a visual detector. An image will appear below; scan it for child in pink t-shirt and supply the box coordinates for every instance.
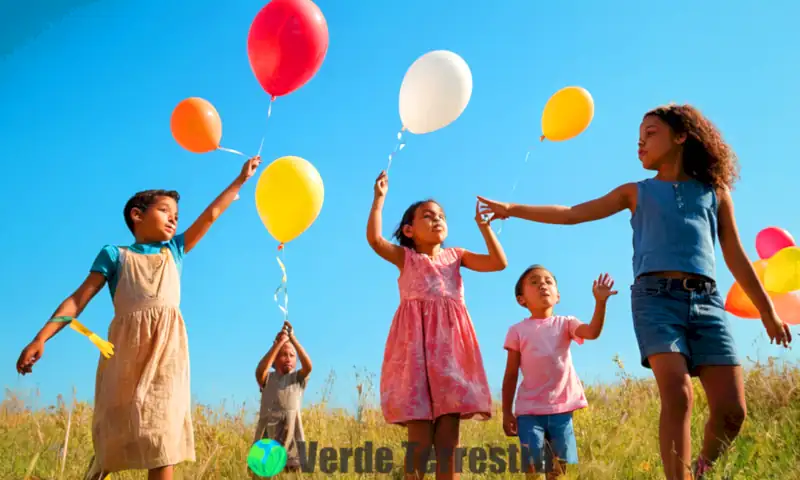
[502,265,617,478]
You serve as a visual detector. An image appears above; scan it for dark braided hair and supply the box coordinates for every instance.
[645,104,740,190]
[123,189,180,234]
[392,199,442,249]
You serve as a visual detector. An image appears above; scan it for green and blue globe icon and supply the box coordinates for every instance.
[247,439,287,477]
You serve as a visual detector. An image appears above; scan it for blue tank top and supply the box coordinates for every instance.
[631,178,718,279]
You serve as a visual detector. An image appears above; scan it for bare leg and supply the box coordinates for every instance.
[406,421,434,480]
[83,456,107,480]
[649,353,694,480]
[697,366,746,468]
[148,465,173,480]
[433,414,461,480]
[547,459,567,480]
[543,438,566,479]
[546,460,567,479]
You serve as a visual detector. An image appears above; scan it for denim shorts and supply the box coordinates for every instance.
[517,412,578,472]
[630,276,740,373]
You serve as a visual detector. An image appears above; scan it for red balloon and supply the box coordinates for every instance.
[247,0,329,98]
[755,226,795,260]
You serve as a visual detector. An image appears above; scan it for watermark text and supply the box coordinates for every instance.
[296,441,534,474]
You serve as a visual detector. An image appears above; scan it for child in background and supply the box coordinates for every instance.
[503,266,616,478]
[367,171,507,480]
[253,320,312,474]
[480,104,792,479]
[16,156,262,480]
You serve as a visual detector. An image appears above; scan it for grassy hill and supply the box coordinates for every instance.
[3,358,799,479]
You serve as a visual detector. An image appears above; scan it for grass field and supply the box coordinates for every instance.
[3,357,800,479]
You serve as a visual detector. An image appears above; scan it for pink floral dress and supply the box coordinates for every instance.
[380,247,492,424]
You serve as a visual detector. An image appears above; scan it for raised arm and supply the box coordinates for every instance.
[16,272,106,374]
[255,331,290,389]
[183,156,262,254]
[367,171,404,269]
[717,188,791,346]
[477,182,637,226]
[461,200,508,272]
[288,330,312,382]
[575,273,617,340]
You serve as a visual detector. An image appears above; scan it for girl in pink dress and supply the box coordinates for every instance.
[367,171,508,480]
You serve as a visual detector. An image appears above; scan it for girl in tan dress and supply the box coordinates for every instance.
[253,321,313,473]
[16,156,262,480]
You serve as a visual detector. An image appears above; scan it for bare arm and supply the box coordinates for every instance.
[290,333,313,382]
[461,202,508,272]
[366,171,404,269]
[255,333,289,389]
[502,349,521,416]
[35,272,107,343]
[575,303,607,340]
[17,272,107,374]
[575,273,617,340]
[718,188,790,346]
[183,156,261,254]
[717,189,774,315]
[478,183,637,226]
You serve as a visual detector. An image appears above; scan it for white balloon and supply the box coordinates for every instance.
[399,50,473,135]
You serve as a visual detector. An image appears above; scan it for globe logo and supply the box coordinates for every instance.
[247,439,287,477]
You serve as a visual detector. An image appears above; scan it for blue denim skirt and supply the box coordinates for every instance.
[630,276,740,374]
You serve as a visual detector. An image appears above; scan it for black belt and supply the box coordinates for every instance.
[640,276,716,292]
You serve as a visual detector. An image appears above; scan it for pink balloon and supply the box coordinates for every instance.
[756,227,795,260]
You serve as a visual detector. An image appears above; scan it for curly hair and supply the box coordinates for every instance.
[645,104,740,190]
[123,189,180,234]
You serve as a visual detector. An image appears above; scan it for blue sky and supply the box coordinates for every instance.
[1,0,798,414]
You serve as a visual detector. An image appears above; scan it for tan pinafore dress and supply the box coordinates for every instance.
[253,370,307,469]
[85,246,195,477]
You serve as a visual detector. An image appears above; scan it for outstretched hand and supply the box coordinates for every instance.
[374,171,388,199]
[475,200,499,226]
[477,196,511,221]
[238,156,262,183]
[592,273,618,302]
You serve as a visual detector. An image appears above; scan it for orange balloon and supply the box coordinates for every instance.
[725,260,767,318]
[725,282,760,319]
[170,97,222,153]
[725,259,800,324]
[773,291,800,325]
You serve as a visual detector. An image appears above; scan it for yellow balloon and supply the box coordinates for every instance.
[254,156,324,244]
[764,246,800,294]
[541,86,594,142]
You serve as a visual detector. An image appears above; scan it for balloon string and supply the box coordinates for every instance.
[495,149,533,235]
[274,245,288,322]
[257,96,275,158]
[215,146,249,201]
[386,127,407,173]
[217,147,247,156]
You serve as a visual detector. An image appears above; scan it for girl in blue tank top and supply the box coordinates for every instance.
[478,104,791,479]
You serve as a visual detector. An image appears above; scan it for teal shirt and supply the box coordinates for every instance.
[90,234,185,299]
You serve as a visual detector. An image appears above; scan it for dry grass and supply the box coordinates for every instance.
[3,360,800,479]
